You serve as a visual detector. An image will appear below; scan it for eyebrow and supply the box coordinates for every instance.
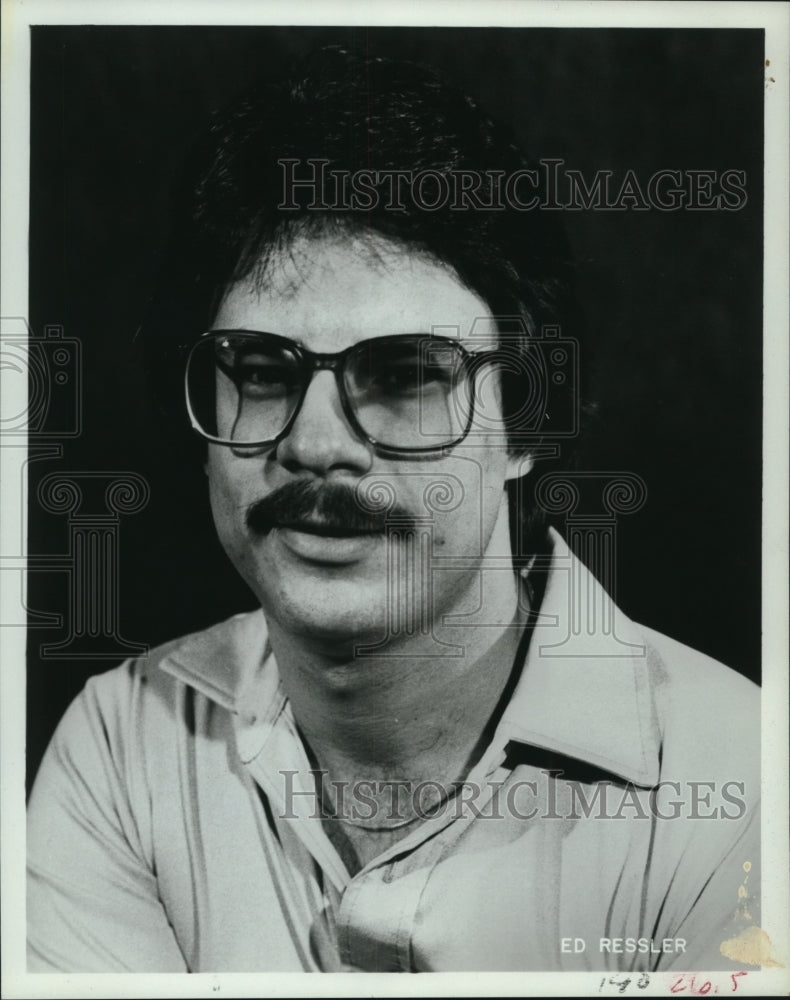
[209,328,446,348]
[210,327,463,342]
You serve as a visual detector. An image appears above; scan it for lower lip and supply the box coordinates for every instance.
[275,527,383,565]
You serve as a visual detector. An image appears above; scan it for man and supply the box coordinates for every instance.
[27,46,759,973]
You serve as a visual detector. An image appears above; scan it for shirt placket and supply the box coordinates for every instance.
[335,854,434,971]
[233,653,517,972]
[332,757,514,972]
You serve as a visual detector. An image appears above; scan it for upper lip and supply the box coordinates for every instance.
[277,520,378,537]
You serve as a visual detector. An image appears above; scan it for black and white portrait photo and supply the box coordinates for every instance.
[2,2,788,996]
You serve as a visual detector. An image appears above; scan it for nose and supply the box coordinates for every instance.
[275,370,373,477]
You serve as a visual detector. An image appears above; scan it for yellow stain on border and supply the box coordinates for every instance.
[720,926,783,967]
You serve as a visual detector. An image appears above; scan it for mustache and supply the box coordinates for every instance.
[245,480,417,536]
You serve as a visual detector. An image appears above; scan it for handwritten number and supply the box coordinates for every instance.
[593,971,761,995]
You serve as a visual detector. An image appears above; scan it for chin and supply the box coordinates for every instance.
[262,579,391,650]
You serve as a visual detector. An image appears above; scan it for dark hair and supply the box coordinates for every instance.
[142,45,584,567]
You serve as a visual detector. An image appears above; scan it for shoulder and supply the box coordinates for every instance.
[51,610,270,772]
[639,623,759,725]
[84,608,269,711]
[637,623,760,792]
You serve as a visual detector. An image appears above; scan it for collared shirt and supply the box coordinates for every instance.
[27,531,760,972]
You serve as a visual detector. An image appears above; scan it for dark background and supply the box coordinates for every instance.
[26,27,764,791]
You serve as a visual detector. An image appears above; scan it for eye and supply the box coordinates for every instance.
[214,338,302,395]
[234,357,301,397]
[237,357,296,385]
[375,359,423,394]
[366,345,457,396]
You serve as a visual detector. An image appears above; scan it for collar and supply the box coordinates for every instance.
[485,529,660,786]
[159,529,660,789]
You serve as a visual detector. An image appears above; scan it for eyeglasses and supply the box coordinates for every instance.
[184,330,496,454]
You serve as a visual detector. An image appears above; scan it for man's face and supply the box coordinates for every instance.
[207,234,527,651]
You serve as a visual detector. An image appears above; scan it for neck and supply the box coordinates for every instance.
[267,558,524,792]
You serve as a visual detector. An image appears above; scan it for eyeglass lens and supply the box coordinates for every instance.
[186,333,473,449]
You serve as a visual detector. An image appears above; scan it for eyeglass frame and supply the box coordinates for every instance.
[184,328,503,457]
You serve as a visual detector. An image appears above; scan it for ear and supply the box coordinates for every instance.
[506,450,534,483]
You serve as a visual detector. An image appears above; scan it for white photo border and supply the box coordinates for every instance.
[2,1,788,996]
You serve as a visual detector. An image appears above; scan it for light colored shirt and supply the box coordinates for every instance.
[27,531,760,972]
